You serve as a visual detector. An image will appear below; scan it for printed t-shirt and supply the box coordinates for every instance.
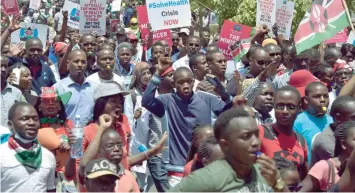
[308,158,340,191]
[168,159,273,192]
[259,125,308,167]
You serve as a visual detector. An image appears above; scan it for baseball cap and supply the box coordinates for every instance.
[178,28,189,36]
[288,70,319,97]
[85,158,119,179]
[94,81,129,101]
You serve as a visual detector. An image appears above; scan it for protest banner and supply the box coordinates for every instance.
[324,28,348,44]
[275,0,294,40]
[217,20,252,60]
[80,0,106,35]
[146,0,191,30]
[256,0,276,32]
[136,5,172,50]
[63,0,80,29]
[1,0,19,15]
[11,23,48,50]
[110,19,120,31]
[29,0,41,10]
[111,0,122,12]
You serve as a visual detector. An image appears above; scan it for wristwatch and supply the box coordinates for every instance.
[273,178,286,191]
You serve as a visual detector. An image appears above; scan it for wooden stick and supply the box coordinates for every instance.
[342,0,355,35]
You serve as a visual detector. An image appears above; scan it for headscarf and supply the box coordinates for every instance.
[129,62,151,90]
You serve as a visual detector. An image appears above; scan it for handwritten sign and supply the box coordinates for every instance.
[80,0,106,35]
[111,0,122,12]
[29,0,41,10]
[217,20,252,60]
[63,0,80,29]
[1,0,19,15]
[146,0,191,30]
[275,0,294,40]
[256,0,276,31]
[324,28,348,44]
[137,5,172,50]
[11,23,48,50]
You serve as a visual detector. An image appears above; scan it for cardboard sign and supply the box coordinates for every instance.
[1,0,19,15]
[11,23,48,50]
[80,0,106,35]
[136,5,172,50]
[111,0,122,12]
[256,0,276,31]
[324,28,348,44]
[29,0,41,10]
[63,0,80,29]
[146,0,191,30]
[217,20,252,60]
[275,0,294,40]
[347,32,355,46]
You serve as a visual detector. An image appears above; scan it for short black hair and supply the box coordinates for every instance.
[151,41,165,56]
[189,53,205,70]
[173,67,193,80]
[199,27,210,35]
[281,45,293,55]
[274,156,297,176]
[93,95,124,122]
[187,36,201,43]
[206,44,219,52]
[276,86,301,103]
[25,38,43,49]
[330,96,355,116]
[290,46,307,59]
[8,102,33,121]
[187,124,213,162]
[334,121,355,156]
[80,33,96,43]
[312,61,333,77]
[341,43,355,56]
[305,82,327,96]
[308,48,321,60]
[214,108,251,140]
[205,50,220,62]
[324,47,341,58]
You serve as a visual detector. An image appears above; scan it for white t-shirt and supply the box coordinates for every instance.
[0,142,56,192]
[86,72,125,90]
[172,55,190,70]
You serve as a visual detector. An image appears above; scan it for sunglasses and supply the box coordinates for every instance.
[131,23,138,26]
[189,43,200,47]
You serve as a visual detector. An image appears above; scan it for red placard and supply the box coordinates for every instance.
[217,20,252,60]
[324,28,348,44]
[136,5,172,50]
[1,0,19,15]
[110,19,120,32]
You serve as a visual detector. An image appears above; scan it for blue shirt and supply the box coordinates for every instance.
[53,76,95,126]
[48,46,58,64]
[293,111,333,162]
[142,75,233,171]
[8,57,56,95]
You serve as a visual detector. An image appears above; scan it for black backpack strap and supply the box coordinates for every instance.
[129,89,137,110]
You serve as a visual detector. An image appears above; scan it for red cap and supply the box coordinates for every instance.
[288,70,318,97]
[161,66,174,77]
[40,87,57,98]
[333,60,349,72]
[53,42,68,54]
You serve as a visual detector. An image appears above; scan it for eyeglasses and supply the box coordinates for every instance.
[131,23,138,26]
[189,43,200,47]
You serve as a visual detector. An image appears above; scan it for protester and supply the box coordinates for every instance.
[173,36,201,70]
[114,43,135,90]
[188,53,209,91]
[1,102,56,192]
[252,82,275,124]
[274,157,302,192]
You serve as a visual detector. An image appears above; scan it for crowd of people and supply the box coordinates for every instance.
[1,0,355,192]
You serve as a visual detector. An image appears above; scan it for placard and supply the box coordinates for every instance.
[136,5,172,50]
[146,0,191,30]
[324,28,348,44]
[110,19,120,32]
[111,0,122,12]
[275,0,294,40]
[29,0,41,10]
[1,0,19,15]
[11,23,48,50]
[256,0,276,31]
[347,32,355,46]
[217,20,252,60]
[63,0,80,29]
[80,0,106,35]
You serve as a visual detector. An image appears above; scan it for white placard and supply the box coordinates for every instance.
[347,32,355,46]
[146,0,192,31]
[111,0,122,12]
[11,23,48,50]
[79,0,106,35]
[29,0,41,10]
[275,0,294,40]
[256,0,276,31]
[63,0,80,29]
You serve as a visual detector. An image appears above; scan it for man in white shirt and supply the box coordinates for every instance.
[87,49,124,90]
[1,102,56,192]
[172,36,201,70]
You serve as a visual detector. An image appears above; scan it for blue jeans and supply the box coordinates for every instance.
[147,156,171,192]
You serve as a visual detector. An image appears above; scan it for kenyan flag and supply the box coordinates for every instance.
[232,42,250,63]
[294,0,351,54]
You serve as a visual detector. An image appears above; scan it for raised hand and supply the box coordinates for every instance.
[8,15,21,32]
[98,114,113,131]
[157,57,173,76]
[256,153,279,188]
[62,10,68,20]
[9,43,24,57]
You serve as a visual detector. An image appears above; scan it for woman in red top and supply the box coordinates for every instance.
[36,87,76,180]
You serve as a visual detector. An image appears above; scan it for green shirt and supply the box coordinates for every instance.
[168,160,273,192]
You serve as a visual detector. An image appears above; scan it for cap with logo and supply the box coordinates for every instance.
[85,158,119,179]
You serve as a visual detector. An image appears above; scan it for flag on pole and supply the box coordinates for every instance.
[294,0,351,54]
[231,42,250,63]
